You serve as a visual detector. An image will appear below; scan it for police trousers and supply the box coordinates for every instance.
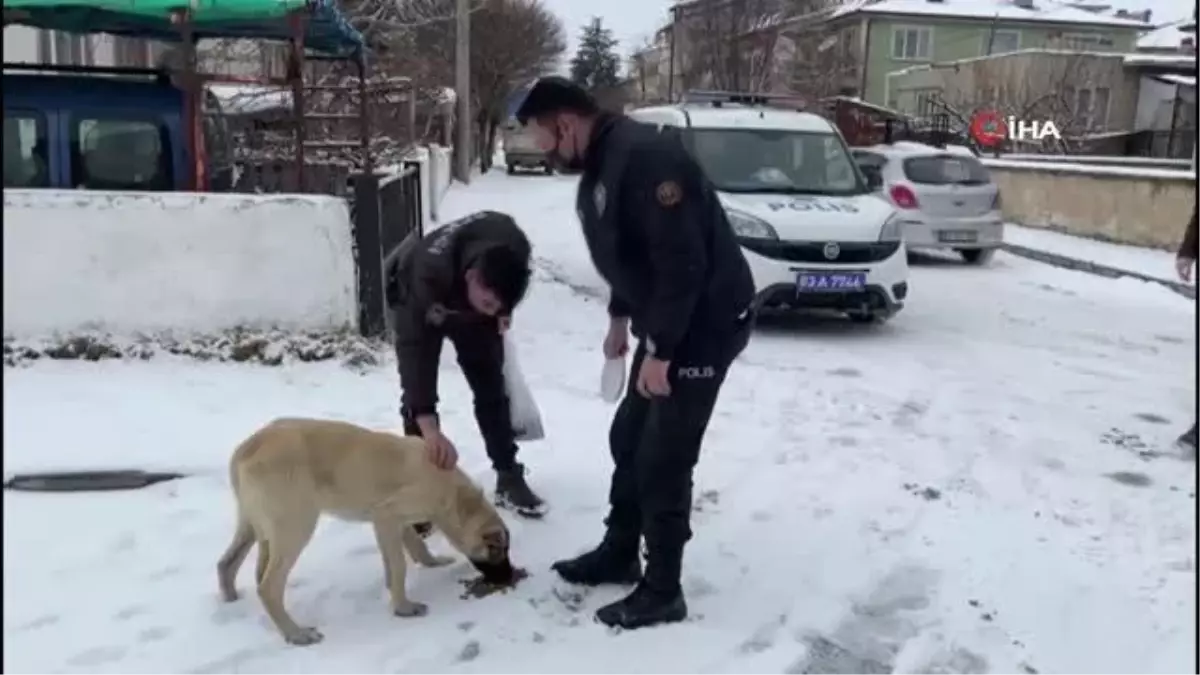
[604,311,753,590]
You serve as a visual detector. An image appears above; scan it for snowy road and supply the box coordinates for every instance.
[4,172,1196,674]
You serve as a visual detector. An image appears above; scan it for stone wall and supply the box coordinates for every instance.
[983,159,1196,250]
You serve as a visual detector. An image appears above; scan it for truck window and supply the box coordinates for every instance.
[71,117,173,191]
[4,112,50,188]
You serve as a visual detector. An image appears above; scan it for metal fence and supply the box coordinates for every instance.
[348,162,424,338]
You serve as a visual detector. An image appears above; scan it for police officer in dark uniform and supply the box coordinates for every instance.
[515,77,756,629]
[386,210,546,522]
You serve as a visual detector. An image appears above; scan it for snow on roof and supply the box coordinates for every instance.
[1136,19,1196,49]
[676,105,838,132]
[1155,73,1197,86]
[858,141,980,156]
[1122,51,1198,66]
[832,0,1150,28]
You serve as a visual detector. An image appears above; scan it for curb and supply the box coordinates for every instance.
[1001,243,1197,300]
[3,470,185,492]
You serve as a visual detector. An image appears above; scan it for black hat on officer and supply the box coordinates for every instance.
[514,76,600,125]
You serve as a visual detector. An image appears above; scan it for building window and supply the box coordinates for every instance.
[1061,32,1114,49]
[986,29,1021,54]
[3,112,50,188]
[1072,87,1111,130]
[71,117,173,191]
[892,26,932,60]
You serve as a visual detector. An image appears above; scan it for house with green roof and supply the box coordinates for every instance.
[819,0,1150,106]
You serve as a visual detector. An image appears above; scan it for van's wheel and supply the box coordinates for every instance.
[959,248,996,265]
[507,164,516,175]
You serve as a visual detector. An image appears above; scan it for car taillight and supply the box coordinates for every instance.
[889,185,919,209]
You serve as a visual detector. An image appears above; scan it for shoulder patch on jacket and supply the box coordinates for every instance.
[656,180,682,207]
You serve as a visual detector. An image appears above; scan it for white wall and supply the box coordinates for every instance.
[400,145,453,223]
[1135,75,1180,130]
[3,190,358,339]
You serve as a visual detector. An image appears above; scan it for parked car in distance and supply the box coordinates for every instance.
[852,142,1004,265]
[501,118,552,175]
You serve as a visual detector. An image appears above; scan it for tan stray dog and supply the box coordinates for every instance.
[216,417,512,646]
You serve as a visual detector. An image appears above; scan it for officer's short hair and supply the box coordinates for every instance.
[515,76,600,125]
[474,246,532,314]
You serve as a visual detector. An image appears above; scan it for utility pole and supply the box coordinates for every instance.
[667,4,678,102]
[454,0,471,183]
[984,12,999,55]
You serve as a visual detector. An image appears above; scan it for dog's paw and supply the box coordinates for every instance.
[393,600,429,618]
[425,555,456,568]
[284,626,324,646]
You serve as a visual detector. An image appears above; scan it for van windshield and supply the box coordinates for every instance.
[685,128,866,196]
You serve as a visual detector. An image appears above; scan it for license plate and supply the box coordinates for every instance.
[937,229,978,243]
[796,271,866,292]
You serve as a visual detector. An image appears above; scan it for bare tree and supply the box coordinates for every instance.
[785,0,862,100]
[937,52,1115,154]
[672,0,788,93]
[401,0,564,170]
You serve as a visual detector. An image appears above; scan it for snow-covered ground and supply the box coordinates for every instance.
[4,172,1197,674]
[1004,223,1181,283]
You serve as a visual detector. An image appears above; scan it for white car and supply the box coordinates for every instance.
[851,142,1004,264]
[628,94,909,323]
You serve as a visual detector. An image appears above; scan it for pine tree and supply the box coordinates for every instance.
[568,17,621,91]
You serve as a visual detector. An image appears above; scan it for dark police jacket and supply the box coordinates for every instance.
[575,114,755,362]
[385,211,531,416]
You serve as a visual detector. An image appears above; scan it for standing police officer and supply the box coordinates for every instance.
[515,77,756,629]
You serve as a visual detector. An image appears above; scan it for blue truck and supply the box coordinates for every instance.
[3,65,234,191]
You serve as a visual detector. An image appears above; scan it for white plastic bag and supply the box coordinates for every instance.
[599,357,627,403]
[503,333,545,442]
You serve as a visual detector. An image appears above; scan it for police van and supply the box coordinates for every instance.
[628,91,909,323]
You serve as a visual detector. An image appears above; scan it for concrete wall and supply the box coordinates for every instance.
[983,159,1196,249]
[396,144,452,223]
[2,191,358,339]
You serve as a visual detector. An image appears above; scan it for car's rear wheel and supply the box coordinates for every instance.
[507,163,516,175]
[544,164,554,175]
[959,247,996,265]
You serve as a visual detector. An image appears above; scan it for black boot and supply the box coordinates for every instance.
[495,463,547,518]
[594,539,687,629]
[1177,422,1198,454]
[551,531,642,586]
[594,582,687,629]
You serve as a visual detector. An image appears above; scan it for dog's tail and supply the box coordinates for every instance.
[217,435,258,603]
